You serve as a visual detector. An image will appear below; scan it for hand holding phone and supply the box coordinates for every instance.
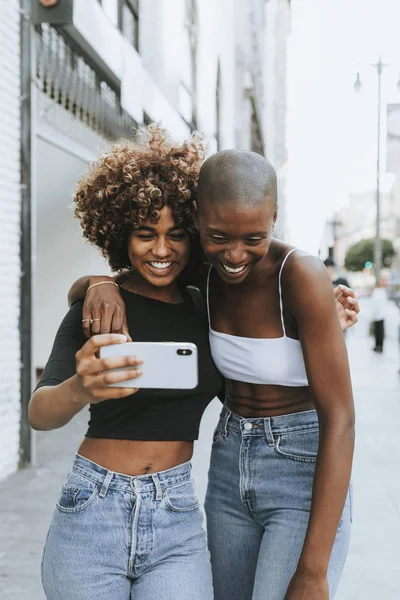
[75,334,143,404]
[99,342,198,389]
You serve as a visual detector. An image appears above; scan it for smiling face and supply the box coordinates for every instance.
[197,197,277,284]
[195,149,279,284]
[127,205,191,289]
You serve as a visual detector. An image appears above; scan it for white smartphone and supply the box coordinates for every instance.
[99,342,198,389]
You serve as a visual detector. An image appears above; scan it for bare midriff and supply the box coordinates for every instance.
[225,380,314,418]
[77,438,194,476]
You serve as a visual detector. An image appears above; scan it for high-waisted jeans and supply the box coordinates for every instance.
[205,405,352,600]
[41,455,213,600]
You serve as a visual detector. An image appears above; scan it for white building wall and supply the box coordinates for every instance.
[196,0,236,147]
[233,0,266,153]
[234,0,254,151]
[264,0,291,239]
[139,0,237,148]
[34,135,112,368]
[0,1,21,481]
[70,0,239,146]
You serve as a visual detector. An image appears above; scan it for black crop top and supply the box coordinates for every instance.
[35,287,223,441]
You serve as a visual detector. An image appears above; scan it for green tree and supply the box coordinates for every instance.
[344,238,395,272]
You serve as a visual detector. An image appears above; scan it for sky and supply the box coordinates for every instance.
[286,0,400,254]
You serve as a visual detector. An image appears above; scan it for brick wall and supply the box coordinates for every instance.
[0,1,21,481]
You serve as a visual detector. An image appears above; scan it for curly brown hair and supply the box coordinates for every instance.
[74,123,207,272]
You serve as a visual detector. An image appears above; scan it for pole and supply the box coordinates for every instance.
[19,0,33,467]
[375,58,383,283]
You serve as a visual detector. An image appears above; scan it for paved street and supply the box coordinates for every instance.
[336,298,400,600]
[0,298,399,599]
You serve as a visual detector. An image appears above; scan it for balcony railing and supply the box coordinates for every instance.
[34,24,137,141]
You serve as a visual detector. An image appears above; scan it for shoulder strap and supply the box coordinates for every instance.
[186,285,208,328]
[278,248,296,336]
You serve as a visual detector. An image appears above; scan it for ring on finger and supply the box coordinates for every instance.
[82,318,101,325]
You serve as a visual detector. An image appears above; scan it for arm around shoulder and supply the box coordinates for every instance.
[68,274,117,307]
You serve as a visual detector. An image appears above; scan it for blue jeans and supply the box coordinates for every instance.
[42,455,213,599]
[205,406,352,600]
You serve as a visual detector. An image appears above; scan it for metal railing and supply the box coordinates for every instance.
[34,24,137,140]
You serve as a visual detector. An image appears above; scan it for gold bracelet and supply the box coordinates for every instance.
[86,281,119,294]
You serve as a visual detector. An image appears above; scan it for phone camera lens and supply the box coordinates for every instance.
[177,349,192,356]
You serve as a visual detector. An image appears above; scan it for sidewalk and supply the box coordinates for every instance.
[336,299,400,599]
[0,299,399,599]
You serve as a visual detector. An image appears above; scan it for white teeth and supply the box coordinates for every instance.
[221,263,247,274]
[149,261,173,270]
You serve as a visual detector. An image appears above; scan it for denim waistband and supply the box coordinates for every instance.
[72,454,192,495]
[219,404,318,437]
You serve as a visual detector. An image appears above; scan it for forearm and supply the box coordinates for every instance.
[297,415,355,575]
[68,276,90,307]
[28,377,88,431]
[68,275,116,307]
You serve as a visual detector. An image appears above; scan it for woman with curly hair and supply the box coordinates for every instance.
[29,124,223,600]
[69,133,361,600]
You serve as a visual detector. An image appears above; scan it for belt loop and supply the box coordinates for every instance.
[152,474,163,501]
[99,470,113,498]
[264,418,274,446]
[222,407,231,437]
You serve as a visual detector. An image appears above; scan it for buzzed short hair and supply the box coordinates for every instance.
[197,149,277,208]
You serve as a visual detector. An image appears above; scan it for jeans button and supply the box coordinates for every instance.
[244,422,252,430]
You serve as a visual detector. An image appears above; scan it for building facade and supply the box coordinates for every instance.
[264,0,291,238]
[0,1,22,481]
[234,0,266,154]
[0,0,273,481]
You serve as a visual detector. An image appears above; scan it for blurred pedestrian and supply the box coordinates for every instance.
[324,257,350,287]
[370,280,389,353]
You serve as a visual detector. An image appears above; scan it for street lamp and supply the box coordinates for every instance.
[354,58,387,283]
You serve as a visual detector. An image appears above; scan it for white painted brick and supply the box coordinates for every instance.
[0,1,21,482]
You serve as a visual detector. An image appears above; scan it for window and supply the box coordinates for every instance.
[119,0,139,51]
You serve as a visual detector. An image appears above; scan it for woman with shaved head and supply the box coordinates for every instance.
[196,150,354,600]
[69,137,358,600]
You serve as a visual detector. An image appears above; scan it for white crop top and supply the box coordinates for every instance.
[207,249,309,387]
